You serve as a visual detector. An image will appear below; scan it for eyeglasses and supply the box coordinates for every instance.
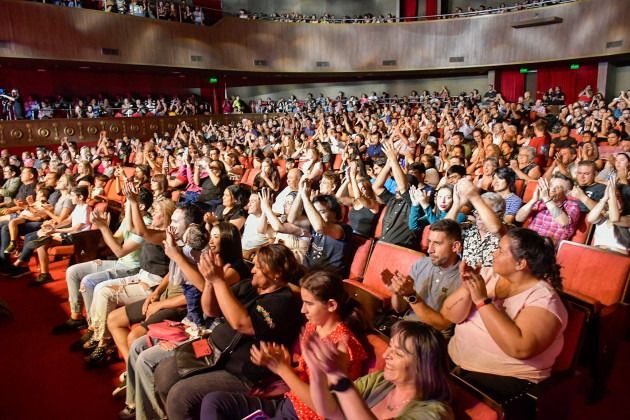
[209,166,221,170]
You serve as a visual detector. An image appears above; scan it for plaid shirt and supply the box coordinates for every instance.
[528,198,581,243]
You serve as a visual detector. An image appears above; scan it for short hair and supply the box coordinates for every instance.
[177,202,205,226]
[408,162,426,175]
[429,219,462,243]
[481,192,505,218]
[520,146,536,160]
[256,243,303,285]
[4,165,18,177]
[312,194,342,220]
[22,167,38,179]
[577,160,596,170]
[446,164,466,178]
[95,174,109,183]
[551,173,574,190]
[185,224,208,251]
[71,186,89,200]
[37,186,54,199]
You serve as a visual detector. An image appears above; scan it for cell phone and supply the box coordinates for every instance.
[381,269,394,286]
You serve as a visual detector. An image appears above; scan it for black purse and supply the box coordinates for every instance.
[174,330,243,379]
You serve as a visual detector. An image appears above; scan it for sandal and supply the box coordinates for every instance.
[84,345,115,368]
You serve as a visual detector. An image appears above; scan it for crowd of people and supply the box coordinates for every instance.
[0,80,628,419]
[0,91,212,120]
[35,0,206,25]
[236,0,571,23]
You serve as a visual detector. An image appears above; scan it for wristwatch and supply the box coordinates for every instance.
[403,294,419,304]
[476,297,493,310]
[329,376,352,393]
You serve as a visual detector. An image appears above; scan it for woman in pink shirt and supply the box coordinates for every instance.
[442,228,567,415]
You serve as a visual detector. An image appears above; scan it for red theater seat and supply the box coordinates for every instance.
[344,233,374,280]
[522,181,538,203]
[373,206,387,238]
[365,333,388,374]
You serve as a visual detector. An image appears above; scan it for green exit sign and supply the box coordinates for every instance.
[519,68,529,74]
[570,64,580,70]
[209,77,219,84]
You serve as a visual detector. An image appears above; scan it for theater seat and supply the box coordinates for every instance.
[514,179,526,198]
[419,226,430,253]
[365,333,388,374]
[522,181,538,203]
[344,233,374,279]
[241,168,260,187]
[344,241,424,317]
[373,206,387,238]
[556,241,630,400]
[568,213,592,245]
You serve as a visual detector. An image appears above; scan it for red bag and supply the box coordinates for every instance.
[146,321,189,346]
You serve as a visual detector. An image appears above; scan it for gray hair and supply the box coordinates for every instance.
[520,146,536,161]
[481,192,506,218]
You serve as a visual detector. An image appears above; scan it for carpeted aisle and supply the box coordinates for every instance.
[0,259,124,420]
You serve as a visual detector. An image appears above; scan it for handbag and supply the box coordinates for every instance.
[174,330,243,379]
[146,320,189,346]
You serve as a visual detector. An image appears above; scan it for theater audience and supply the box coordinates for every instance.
[388,220,462,331]
[303,320,453,419]
[200,270,368,420]
[443,228,567,417]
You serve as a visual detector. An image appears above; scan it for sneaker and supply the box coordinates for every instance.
[4,242,15,254]
[118,406,135,419]
[52,318,88,335]
[10,266,32,279]
[27,273,53,287]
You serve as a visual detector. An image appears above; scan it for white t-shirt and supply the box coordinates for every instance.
[70,203,90,231]
[241,213,269,251]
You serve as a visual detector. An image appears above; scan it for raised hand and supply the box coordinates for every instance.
[163,226,180,259]
[90,210,110,228]
[122,181,138,202]
[250,341,291,374]
[537,177,550,202]
[456,177,479,200]
[388,272,416,297]
[198,249,225,283]
[258,189,272,212]
[409,185,430,207]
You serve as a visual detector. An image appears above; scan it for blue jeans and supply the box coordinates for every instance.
[0,221,42,262]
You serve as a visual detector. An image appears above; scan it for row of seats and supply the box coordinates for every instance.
[340,237,630,418]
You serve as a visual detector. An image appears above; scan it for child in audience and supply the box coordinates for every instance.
[200,270,368,420]
[4,186,53,253]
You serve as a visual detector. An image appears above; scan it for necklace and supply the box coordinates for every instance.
[385,392,412,412]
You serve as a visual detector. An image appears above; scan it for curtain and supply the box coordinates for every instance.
[400,0,418,20]
[536,64,598,104]
[497,69,526,102]
[425,0,438,18]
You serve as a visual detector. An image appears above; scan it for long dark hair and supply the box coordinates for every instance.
[213,222,243,265]
[390,321,451,402]
[506,228,562,291]
[300,270,367,335]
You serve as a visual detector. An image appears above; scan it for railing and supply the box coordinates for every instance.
[224,0,574,23]
[31,0,574,25]
[0,114,267,148]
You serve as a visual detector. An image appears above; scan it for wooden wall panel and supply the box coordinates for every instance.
[0,114,269,149]
[0,0,628,72]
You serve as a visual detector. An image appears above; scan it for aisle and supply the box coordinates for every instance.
[0,259,123,420]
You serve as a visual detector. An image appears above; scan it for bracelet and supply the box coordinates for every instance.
[475,297,493,310]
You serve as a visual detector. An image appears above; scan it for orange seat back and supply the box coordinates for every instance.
[569,213,592,244]
[557,241,630,306]
[242,168,260,187]
[514,179,525,197]
[345,233,374,279]
[365,333,389,374]
[552,298,587,373]
[332,154,343,171]
[522,181,538,203]
[123,167,136,179]
[362,241,424,298]
[419,226,430,253]
[373,206,387,238]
